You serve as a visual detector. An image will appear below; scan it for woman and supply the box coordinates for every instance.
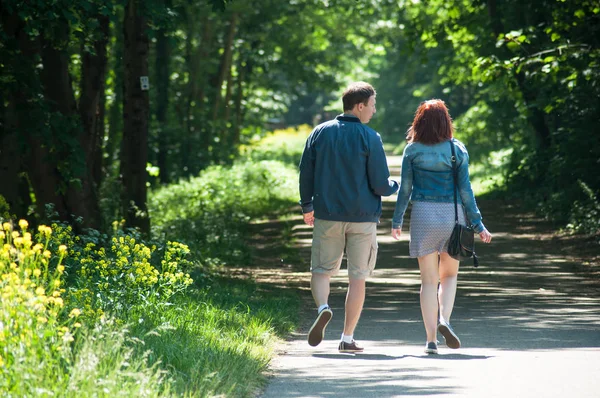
[391,99,492,354]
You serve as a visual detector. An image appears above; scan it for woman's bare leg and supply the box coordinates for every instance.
[418,252,440,343]
[438,252,459,323]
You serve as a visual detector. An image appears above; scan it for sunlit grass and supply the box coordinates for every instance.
[129,276,299,397]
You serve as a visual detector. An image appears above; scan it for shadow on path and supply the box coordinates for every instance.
[250,194,600,397]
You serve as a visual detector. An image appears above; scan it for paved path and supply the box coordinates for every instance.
[257,156,600,398]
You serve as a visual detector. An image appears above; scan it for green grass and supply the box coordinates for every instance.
[127,276,299,397]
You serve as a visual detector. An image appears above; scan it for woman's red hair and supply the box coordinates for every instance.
[406,99,454,144]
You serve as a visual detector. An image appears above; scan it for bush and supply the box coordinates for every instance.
[240,124,312,166]
[149,159,299,264]
[0,220,80,393]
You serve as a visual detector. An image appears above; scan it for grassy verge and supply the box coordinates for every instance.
[1,152,303,396]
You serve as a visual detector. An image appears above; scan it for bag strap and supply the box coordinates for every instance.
[449,140,459,224]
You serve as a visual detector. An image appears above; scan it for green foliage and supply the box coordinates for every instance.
[373,0,600,234]
[240,124,312,166]
[0,196,12,221]
[568,181,600,234]
[149,159,299,264]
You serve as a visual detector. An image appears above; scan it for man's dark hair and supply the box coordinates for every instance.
[342,82,376,111]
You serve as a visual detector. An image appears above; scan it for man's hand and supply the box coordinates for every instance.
[303,211,315,226]
[391,228,402,240]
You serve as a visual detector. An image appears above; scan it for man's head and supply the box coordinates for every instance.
[342,82,377,123]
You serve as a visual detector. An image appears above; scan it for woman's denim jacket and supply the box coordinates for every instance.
[392,138,485,233]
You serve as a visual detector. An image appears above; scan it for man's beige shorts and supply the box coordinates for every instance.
[311,219,378,279]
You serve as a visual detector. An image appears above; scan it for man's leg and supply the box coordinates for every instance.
[311,272,331,307]
[308,220,343,347]
[342,277,365,336]
[340,222,376,352]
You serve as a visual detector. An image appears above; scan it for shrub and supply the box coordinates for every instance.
[0,220,80,393]
[149,159,299,264]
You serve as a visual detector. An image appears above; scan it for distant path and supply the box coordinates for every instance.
[252,155,600,398]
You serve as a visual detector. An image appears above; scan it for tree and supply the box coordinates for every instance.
[121,0,150,234]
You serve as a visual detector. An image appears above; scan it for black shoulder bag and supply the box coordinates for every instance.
[448,140,479,267]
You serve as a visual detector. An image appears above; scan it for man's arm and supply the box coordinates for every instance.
[367,132,399,196]
[299,132,316,214]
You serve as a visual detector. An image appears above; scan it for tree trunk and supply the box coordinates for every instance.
[75,13,110,229]
[33,33,78,224]
[197,18,215,168]
[231,60,246,147]
[155,5,171,184]
[211,13,238,122]
[121,0,150,234]
[106,15,124,177]
[182,13,197,174]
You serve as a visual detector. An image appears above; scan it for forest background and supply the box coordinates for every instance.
[0,0,599,396]
[1,0,599,234]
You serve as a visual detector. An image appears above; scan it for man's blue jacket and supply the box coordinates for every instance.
[299,114,399,223]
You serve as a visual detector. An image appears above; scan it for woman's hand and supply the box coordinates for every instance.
[391,228,402,240]
[479,228,492,243]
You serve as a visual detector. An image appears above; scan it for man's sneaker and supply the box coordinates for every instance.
[424,341,438,354]
[307,307,333,347]
[338,340,364,353]
[438,320,461,349]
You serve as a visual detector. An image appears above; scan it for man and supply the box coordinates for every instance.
[299,81,399,353]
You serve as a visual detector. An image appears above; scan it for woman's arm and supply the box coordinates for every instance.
[456,149,485,233]
[392,145,413,230]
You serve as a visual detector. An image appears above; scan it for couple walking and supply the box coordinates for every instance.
[298,82,493,354]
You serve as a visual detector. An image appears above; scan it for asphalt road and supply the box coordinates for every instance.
[258,156,600,398]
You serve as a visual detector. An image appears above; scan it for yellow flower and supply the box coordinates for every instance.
[33,269,41,277]
[35,287,45,296]
[69,308,82,318]
[57,265,65,273]
[18,219,28,230]
[2,222,11,231]
[0,231,4,239]
[58,245,67,253]
[43,250,51,258]
[73,322,82,328]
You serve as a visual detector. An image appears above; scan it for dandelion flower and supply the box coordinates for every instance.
[18,219,28,230]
